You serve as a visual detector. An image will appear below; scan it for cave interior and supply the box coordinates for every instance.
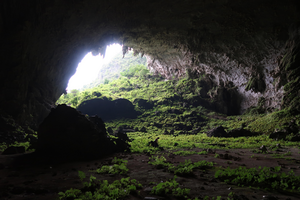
[1,0,300,199]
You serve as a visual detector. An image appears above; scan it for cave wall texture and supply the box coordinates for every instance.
[0,0,299,128]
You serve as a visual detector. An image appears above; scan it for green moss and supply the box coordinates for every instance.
[246,110,295,134]
[279,36,300,112]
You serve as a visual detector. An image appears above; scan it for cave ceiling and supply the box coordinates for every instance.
[0,0,299,127]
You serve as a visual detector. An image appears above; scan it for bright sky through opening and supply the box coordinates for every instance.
[67,43,122,91]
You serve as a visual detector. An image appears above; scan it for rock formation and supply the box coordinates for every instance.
[77,98,139,121]
[0,0,299,129]
[37,104,129,159]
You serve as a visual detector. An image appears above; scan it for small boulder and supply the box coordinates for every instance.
[269,131,288,140]
[207,126,227,137]
[290,134,300,141]
[115,131,131,142]
[148,137,159,147]
[107,127,113,135]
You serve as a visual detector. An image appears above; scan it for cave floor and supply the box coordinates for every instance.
[1,146,300,200]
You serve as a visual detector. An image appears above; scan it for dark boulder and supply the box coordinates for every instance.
[207,126,228,137]
[269,131,289,140]
[133,99,154,109]
[148,137,159,147]
[269,120,299,140]
[37,104,129,159]
[77,98,138,122]
[207,126,259,138]
[107,127,113,135]
[114,128,131,142]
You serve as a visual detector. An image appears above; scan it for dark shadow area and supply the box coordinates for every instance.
[77,98,140,122]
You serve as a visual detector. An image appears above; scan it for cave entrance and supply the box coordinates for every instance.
[67,43,122,92]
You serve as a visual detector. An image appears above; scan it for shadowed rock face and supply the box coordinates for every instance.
[0,0,299,128]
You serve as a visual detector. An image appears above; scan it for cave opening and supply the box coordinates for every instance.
[67,43,122,92]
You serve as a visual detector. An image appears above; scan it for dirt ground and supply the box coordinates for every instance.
[1,146,300,200]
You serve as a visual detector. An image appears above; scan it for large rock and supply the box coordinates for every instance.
[133,99,153,109]
[37,104,129,159]
[77,98,139,122]
[207,126,227,137]
[207,126,259,138]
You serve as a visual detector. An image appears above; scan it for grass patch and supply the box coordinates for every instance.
[58,171,142,200]
[215,166,300,192]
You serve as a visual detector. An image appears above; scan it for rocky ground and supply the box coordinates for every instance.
[1,145,300,200]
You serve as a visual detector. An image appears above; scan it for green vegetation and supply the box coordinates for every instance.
[215,166,300,192]
[148,156,214,175]
[168,159,214,175]
[148,155,172,168]
[0,141,32,152]
[94,158,129,174]
[128,133,299,156]
[58,171,142,200]
[150,176,190,198]
[83,51,147,89]
[57,59,299,138]
[53,51,300,199]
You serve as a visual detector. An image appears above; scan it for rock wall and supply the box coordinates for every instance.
[0,0,299,128]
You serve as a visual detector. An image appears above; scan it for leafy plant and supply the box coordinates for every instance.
[151,176,190,198]
[94,158,129,174]
[58,171,142,200]
[168,159,214,175]
[148,156,172,168]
